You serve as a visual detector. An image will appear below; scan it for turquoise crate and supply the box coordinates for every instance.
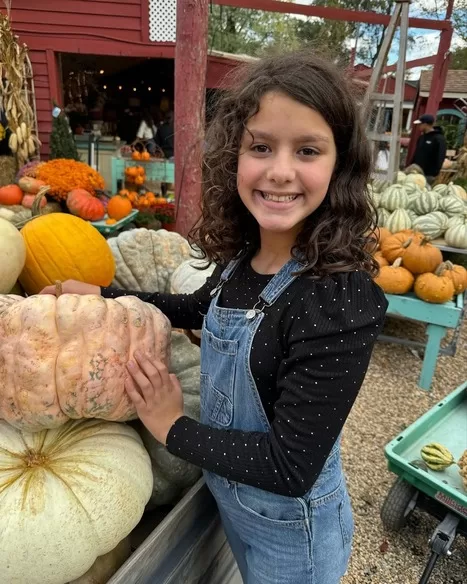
[90,209,139,235]
[385,381,467,516]
[111,157,175,193]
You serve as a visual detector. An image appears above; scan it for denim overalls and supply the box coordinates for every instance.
[200,254,354,584]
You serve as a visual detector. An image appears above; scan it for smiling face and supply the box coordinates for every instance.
[237,91,337,247]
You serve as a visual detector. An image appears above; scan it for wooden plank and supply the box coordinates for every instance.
[46,50,60,104]
[28,51,48,64]
[385,293,463,328]
[13,10,141,31]
[16,26,145,45]
[13,1,140,18]
[213,0,452,31]
[108,479,219,584]
[30,62,48,78]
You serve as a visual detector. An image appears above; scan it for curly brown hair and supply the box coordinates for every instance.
[189,51,378,277]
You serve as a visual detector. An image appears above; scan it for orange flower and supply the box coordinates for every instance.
[36,159,105,201]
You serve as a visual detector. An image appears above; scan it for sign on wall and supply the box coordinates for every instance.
[149,0,177,42]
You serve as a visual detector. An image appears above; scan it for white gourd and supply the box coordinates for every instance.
[108,228,192,292]
[377,208,390,228]
[405,173,427,189]
[0,217,26,293]
[444,224,467,249]
[412,212,447,240]
[451,184,467,201]
[0,419,152,584]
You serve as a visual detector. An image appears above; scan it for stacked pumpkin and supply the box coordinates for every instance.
[373,228,467,303]
[370,173,467,249]
[0,222,204,582]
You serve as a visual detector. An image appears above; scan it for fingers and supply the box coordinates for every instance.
[124,374,146,408]
[127,359,155,403]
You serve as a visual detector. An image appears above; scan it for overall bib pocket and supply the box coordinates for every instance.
[200,328,238,427]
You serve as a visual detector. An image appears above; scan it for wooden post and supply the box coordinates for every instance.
[174,0,209,238]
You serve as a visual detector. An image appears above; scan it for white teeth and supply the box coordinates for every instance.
[261,192,298,202]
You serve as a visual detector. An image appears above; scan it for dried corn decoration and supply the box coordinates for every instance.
[0,5,41,167]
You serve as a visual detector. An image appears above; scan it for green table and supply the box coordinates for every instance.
[380,292,465,391]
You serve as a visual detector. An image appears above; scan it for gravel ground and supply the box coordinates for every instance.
[341,316,467,584]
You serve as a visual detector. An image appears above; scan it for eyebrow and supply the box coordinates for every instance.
[247,129,331,144]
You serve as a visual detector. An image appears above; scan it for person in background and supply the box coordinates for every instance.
[410,113,447,185]
[136,108,158,154]
[374,141,389,174]
[155,111,174,159]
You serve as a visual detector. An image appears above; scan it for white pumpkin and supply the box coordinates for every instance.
[444,224,467,249]
[108,228,192,292]
[0,217,26,293]
[0,419,153,584]
[396,171,407,184]
[451,184,467,201]
[405,173,427,189]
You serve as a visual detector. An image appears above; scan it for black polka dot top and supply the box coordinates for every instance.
[102,256,387,497]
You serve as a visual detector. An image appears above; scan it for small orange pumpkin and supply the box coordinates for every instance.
[374,251,389,269]
[134,175,145,186]
[119,189,130,197]
[380,231,423,264]
[140,151,151,161]
[373,258,414,295]
[105,218,117,225]
[414,268,455,304]
[107,196,133,221]
[135,166,145,176]
[132,151,142,161]
[401,238,443,275]
[153,197,167,205]
[18,177,47,194]
[66,189,106,222]
[22,193,47,209]
[0,184,23,205]
[437,261,467,294]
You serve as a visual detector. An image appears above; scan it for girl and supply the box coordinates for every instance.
[41,52,388,584]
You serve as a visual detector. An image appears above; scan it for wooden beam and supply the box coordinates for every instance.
[213,0,452,31]
[353,56,437,78]
[174,0,209,238]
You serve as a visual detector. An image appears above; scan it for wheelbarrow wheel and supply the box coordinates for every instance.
[381,477,419,531]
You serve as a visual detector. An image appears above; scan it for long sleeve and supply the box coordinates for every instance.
[101,265,222,329]
[167,272,388,497]
[434,136,447,176]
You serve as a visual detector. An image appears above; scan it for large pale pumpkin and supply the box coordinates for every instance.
[136,331,202,507]
[0,293,171,431]
[19,211,115,294]
[108,228,192,292]
[0,217,26,293]
[0,419,152,584]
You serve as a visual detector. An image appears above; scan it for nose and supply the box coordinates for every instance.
[265,151,296,184]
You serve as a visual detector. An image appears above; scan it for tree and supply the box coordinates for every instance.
[49,106,80,161]
[450,46,467,70]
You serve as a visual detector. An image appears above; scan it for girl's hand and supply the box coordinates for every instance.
[39,280,101,296]
[125,351,184,445]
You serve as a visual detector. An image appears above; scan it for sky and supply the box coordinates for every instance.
[290,0,466,79]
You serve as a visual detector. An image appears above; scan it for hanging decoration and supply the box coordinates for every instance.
[0,3,41,166]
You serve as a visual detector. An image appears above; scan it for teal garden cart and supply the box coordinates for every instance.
[381,381,467,583]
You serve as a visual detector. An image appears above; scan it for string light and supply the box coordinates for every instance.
[118,86,122,90]
[133,87,137,92]
[99,69,105,74]
[162,88,166,93]
[148,87,152,91]
[103,85,107,89]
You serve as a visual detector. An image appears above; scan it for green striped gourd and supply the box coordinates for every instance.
[412,212,447,240]
[385,208,412,233]
[404,183,423,196]
[377,208,390,228]
[446,215,465,230]
[430,211,449,231]
[367,184,381,207]
[380,184,410,211]
[444,223,467,249]
[411,191,439,215]
[407,209,418,222]
[433,182,460,198]
[372,178,391,193]
[439,195,465,217]
[405,173,427,189]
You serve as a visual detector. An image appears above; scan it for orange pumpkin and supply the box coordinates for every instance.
[401,238,443,275]
[380,231,423,264]
[141,151,151,161]
[18,177,47,194]
[22,193,47,209]
[414,270,455,304]
[374,258,414,295]
[66,189,106,222]
[107,196,133,221]
[437,261,467,294]
[132,151,142,161]
[119,189,130,197]
[106,218,117,225]
[374,251,389,269]
[154,197,167,205]
[135,166,145,176]
[0,184,23,205]
[134,175,145,186]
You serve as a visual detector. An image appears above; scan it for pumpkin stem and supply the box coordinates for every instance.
[55,280,63,297]
[444,260,454,270]
[392,257,404,268]
[435,263,446,277]
[402,238,413,249]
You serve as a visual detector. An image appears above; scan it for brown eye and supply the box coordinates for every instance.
[299,147,319,156]
[252,144,270,153]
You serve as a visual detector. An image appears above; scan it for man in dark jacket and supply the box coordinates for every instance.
[410,113,447,184]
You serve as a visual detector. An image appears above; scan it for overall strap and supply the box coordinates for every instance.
[258,257,307,306]
[209,250,248,298]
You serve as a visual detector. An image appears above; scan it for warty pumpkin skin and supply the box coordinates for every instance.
[108,227,192,292]
[437,261,467,293]
[18,212,116,294]
[0,293,171,431]
[0,419,152,584]
[414,272,455,304]
[373,258,414,295]
[401,237,443,275]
